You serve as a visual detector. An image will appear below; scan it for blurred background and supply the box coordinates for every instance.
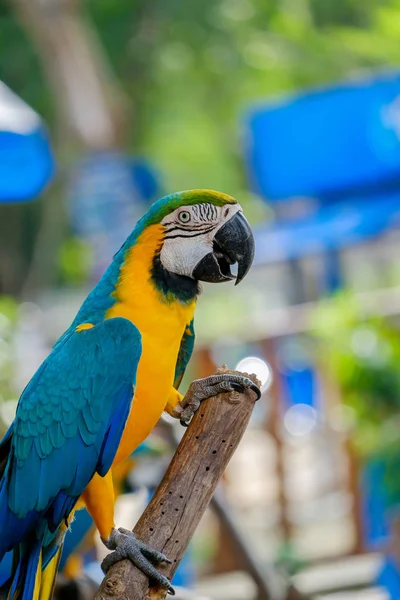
[3,1,400,599]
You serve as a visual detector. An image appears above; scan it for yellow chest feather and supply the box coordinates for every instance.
[106,225,196,462]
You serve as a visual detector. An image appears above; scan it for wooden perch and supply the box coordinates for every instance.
[94,368,259,600]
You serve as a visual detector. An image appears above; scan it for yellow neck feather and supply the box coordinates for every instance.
[112,224,165,305]
[106,224,196,463]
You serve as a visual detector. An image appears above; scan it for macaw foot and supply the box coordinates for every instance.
[102,527,174,595]
[178,373,261,427]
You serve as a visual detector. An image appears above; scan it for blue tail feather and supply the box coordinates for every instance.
[8,536,42,600]
[0,468,41,563]
[0,449,45,598]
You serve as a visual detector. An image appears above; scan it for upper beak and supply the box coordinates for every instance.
[192,212,255,285]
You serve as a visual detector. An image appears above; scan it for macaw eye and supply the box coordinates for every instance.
[178,211,191,224]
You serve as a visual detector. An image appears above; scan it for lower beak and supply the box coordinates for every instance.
[193,212,255,285]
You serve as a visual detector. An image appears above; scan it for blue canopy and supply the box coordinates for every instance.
[0,82,55,202]
[246,71,400,202]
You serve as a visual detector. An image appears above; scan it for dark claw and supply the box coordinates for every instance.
[248,382,262,400]
[230,382,245,393]
[141,549,173,566]
[226,380,261,400]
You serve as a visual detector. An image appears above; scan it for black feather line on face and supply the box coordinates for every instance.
[199,204,208,222]
[164,222,213,234]
[164,226,215,240]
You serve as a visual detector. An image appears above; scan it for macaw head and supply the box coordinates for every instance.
[142,189,255,286]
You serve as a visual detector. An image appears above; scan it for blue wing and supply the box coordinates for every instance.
[5,317,141,533]
[173,319,195,389]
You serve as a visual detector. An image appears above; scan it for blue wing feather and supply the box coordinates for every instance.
[1,316,141,553]
[97,387,133,476]
[174,319,195,389]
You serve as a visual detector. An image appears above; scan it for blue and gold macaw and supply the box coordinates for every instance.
[0,189,259,599]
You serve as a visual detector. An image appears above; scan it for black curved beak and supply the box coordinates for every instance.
[193,212,255,285]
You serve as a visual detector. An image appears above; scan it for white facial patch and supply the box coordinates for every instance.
[160,202,242,278]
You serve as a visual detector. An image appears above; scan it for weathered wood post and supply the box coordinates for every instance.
[95,368,259,600]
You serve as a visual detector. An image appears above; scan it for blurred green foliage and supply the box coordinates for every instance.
[0,296,18,324]
[2,0,400,205]
[2,0,400,289]
[58,237,93,286]
[0,295,18,436]
[0,4,51,121]
[313,292,400,453]
[85,0,400,206]
[313,291,400,504]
